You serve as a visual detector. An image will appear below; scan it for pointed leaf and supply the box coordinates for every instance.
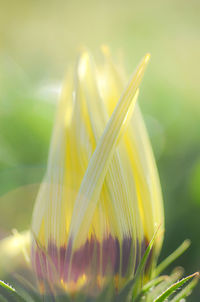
[0,281,26,302]
[115,230,157,302]
[170,275,199,302]
[153,272,199,302]
[154,240,191,277]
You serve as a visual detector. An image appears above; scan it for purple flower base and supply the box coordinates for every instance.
[32,234,150,291]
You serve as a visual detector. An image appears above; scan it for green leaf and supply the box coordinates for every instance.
[153,272,199,302]
[145,268,183,301]
[14,287,38,302]
[95,281,115,302]
[132,230,158,297]
[154,240,191,277]
[54,293,71,302]
[141,276,167,293]
[135,275,168,301]
[13,274,42,302]
[0,281,26,302]
[170,275,199,302]
[43,293,56,302]
[115,230,157,302]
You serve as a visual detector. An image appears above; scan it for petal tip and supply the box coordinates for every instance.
[78,52,89,78]
[144,53,151,64]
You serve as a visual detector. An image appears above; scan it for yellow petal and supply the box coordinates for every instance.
[69,54,150,249]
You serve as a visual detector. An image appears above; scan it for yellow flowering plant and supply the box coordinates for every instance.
[0,48,198,302]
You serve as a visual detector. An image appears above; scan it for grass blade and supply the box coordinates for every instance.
[0,281,26,302]
[115,230,157,302]
[153,272,199,302]
[170,275,199,302]
[146,268,183,301]
[135,275,168,301]
[154,240,190,277]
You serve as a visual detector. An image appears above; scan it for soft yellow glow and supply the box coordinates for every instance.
[0,230,30,275]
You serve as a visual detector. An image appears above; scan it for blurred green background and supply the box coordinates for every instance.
[0,0,200,300]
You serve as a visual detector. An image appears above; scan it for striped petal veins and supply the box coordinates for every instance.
[31,49,164,295]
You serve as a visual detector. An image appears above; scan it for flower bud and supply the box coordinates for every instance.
[31,50,164,295]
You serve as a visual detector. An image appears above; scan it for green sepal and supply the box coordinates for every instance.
[153,272,199,302]
[0,281,26,302]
